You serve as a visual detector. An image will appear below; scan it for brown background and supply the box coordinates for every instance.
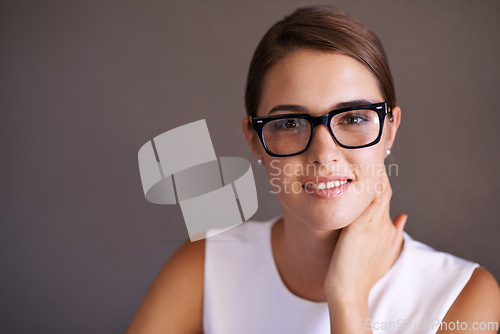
[1,0,499,333]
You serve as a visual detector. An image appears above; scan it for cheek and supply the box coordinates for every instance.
[348,148,386,195]
[265,159,304,195]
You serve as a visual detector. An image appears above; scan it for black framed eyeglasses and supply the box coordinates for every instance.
[250,102,391,157]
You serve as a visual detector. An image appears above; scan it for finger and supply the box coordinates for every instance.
[379,170,393,198]
[344,195,383,230]
[373,171,392,211]
[374,175,393,219]
[345,172,394,230]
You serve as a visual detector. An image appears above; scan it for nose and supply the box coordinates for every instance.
[305,124,342,166]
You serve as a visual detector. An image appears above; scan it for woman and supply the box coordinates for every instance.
[127,5,500,334]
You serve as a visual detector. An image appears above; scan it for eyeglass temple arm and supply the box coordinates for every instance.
[247,116,256,129]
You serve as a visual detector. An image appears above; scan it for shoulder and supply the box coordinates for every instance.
[438,267,500,334]
[126,239,205,334]
[370,233,494,326]
[401,233,480,282]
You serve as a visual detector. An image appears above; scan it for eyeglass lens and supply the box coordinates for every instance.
[261,108,380,155]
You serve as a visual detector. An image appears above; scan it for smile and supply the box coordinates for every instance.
[303,180,349,190]
[301,176,352,199]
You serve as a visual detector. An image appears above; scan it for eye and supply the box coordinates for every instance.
[340,114,368,125]
[275,118,300,129]
[284,119,297,128]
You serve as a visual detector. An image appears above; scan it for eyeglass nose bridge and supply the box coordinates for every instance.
[310,114,330,127]
[309,114,333,136]
[308,113,340,147]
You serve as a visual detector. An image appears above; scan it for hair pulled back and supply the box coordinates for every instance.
[245,5,395,117]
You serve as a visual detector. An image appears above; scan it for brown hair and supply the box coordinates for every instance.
[245,5,396,117]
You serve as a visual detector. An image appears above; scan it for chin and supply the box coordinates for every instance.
[277,181,374,231]
[315,209,359,230]
[285,202,358,231]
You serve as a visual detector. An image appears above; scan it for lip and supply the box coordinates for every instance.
[302,175,352,199]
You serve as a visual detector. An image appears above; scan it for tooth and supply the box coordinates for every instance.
[311,184,318,189]
[334,181,340,187]
[326,181,334,189]
[317,182,326,190]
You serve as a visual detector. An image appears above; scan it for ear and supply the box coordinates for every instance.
[242,118,264,161]
[385,105,401,151]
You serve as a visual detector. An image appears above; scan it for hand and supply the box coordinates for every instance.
[324,172,407,306]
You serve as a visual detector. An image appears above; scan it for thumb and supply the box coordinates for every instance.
[393,214,408,234]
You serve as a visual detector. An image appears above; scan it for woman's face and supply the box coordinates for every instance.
[243,48,401,231]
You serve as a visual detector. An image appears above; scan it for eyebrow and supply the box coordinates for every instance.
[268,105,309,114]
[267,99,374,115]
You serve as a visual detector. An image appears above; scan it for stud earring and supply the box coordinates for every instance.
[386,149,391,156]
[257,159,263,166]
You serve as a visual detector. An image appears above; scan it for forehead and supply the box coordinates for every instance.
[258,49,383,116]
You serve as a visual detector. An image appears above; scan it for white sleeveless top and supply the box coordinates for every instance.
[203,218,479,334]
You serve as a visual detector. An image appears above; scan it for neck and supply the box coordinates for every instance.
[271,212,342,302]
